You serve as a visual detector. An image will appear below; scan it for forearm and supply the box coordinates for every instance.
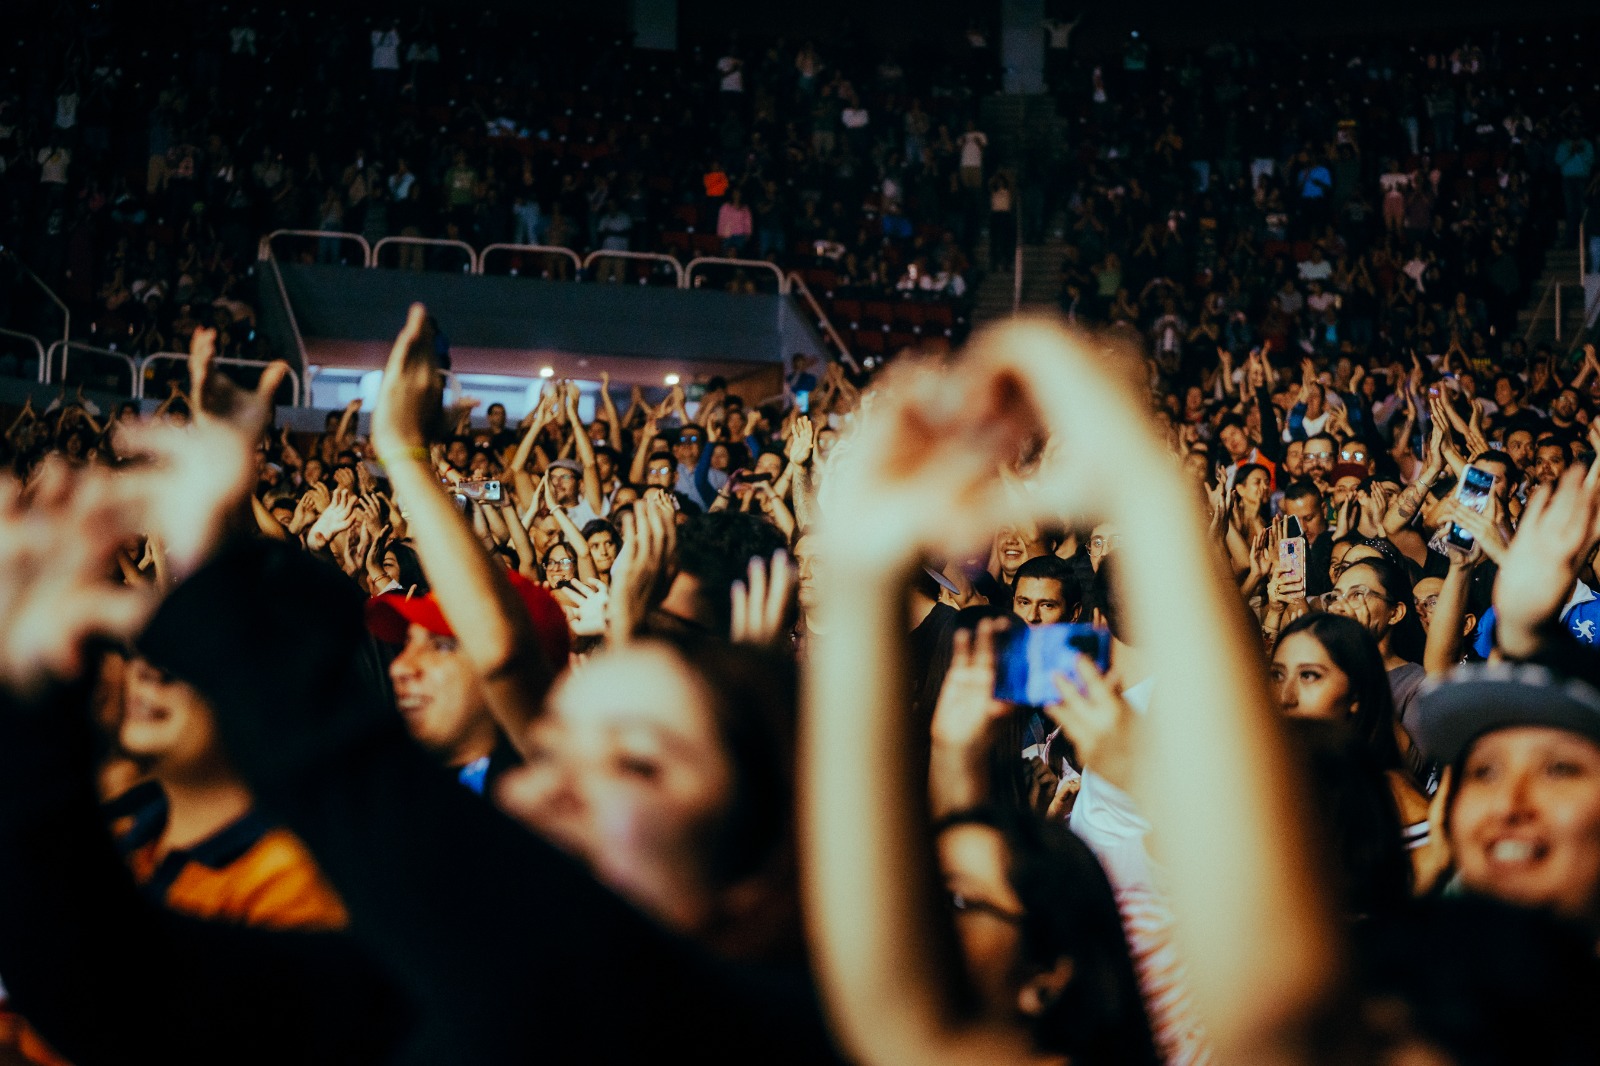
[803,567,1032,1065]
[386,458,552,742]
[1424,564,1472,675]
[1383,472,1436,536]
[1116,461,1340,1055]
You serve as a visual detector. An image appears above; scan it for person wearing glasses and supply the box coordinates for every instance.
[1318,557,1429,754]
[1300,432,1338,489]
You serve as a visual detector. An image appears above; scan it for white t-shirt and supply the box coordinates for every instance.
[958,131,987,169]
[37,147,70,184]
[841,107,869,130]
[717,57,744,93]
[1297,258,1333,282]
[371,30,401,71]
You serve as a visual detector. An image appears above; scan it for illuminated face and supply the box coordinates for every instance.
[1302,440,1336,479]
[1506,430,1534,471]
[1271,631,1354,722]
[389,624,493,766]
[587,529,618,574]
[1450,728,1600,923]
[646,457,675,489]
[1283,439,1305,477]
[120,658,224,775]
[547,467,580,506]
[1219,424,1249,461]
[1237,468,1270,505]
[1012,577,1070,627]
[1533,444,1569,487]
[446,440,470,470]
[498,643,737,934]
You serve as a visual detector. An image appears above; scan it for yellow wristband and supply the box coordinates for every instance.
[382,446,432,464]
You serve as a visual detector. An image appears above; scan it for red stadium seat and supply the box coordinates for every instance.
[832,299,862,329]
[861,301,894,330]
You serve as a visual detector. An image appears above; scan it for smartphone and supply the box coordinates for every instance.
[1279,516,1308,586]
[457,478,502,503]
[993,623,1113,708]
[1447,465,1496,549]
[795,390,811,414]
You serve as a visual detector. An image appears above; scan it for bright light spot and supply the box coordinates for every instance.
[539,366,554,378]
[664,373,680,386]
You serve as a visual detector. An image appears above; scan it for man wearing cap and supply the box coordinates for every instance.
[366,573,569,796]
[546,458,602,526]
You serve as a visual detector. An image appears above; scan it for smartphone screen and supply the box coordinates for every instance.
[1278,534,1308,585]
[458,478,502,502]
[1448,466,1496,549]
[795,390,811,414]
[992,623,1112,707]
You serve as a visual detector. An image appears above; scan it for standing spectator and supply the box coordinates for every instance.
[595,201,633,281]
[989,172,1015,271]
[957,120,987,193]
[717,189,753,256]
[370,20,402,103]
[1555,134,1595,236]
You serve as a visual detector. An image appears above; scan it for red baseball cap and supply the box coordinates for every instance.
[365,571,572,663]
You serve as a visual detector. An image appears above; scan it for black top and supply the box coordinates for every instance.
[0,540,841,1064]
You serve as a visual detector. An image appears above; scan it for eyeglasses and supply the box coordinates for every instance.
[1304,449,1335,461]
[545,558,576,571]
[1339,449,1367,461]
[1315,586,1389,611]
[1416,594,1440,616]
[948,890,1024,924]
[1089,534,1119,553]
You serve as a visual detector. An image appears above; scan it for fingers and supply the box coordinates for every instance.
[762,549,795,636]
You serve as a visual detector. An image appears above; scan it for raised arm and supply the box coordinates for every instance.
[598,371,623,453]
[564,386,605,515]
[371,305,557,753]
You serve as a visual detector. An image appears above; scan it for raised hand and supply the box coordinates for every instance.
[729,550,796,646]
[563,579,610,638]
[1045,654,1137,790]
[371,304,440,460]
[929,618,1010,755]
[785,415,815,466]
[306,487,359,551]
[607,493,678,644]
[1493,464,1600,659]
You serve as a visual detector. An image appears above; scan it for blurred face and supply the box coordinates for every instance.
[120,658,224,775]
[1331,474,1363,508]
[587,529,618,573]
[446,440,470,470]
[646,457,675,489]
[547,467,580,506]
[754,452,784,478]
[1552,390,1580,423]
[1338,441,1371,469]
[595,452,616,483]
[816,428,838,458]
[1450,728,1600,923]
[1283,439,1305,478]
[1494,378,1515,408]
[794,534,819,612]
[382,550,402,584]
[1506,430,1535,471]
[938,823,1026,1019]
[1282,491,1327,541]
[543,545,577,585]
[1220,424,1249,461]
[709,444,731,471]
[498,643,736,933]
[1302,439,1336,480]
[1325,562,1403,642]
[1533,443,1569,487]
[674,432,704,468]
[995,528,1039,580]
[487,404,507,431]
[1012,577,1070,627]
[531,512,563,557]
[389,624,494,765]
[1271,631,1354,721]
[1238,468,1270,504]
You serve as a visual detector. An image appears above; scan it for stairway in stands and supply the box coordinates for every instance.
[1517,245,1588,351]
[970,93,1069,328]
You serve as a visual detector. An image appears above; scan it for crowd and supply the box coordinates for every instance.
[1045,27,1600,380]
[1,278,1600,1063]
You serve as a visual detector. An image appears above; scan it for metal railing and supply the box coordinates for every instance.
[47,340,139,394]
[261,254,309,374]
[477,243,584,277]
[0,328,46,382]
[787,272,859,372]
[372,236,478,272]
[0,252,69,374]
[139,352,302,407]
[685,256,789,293]
[264,229,373,267]
[582,249,685,287]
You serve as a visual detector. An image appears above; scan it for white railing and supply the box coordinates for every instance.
[582,249,685,287]
[786,272,858,372]
[684,256,789,293]
[261,254,309,371]
[0,328,46,383]
[477,243,584,276]
[372,236,479,273]
[139,352,302,407]
[46,340,139,393]
[264,229,373,267]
